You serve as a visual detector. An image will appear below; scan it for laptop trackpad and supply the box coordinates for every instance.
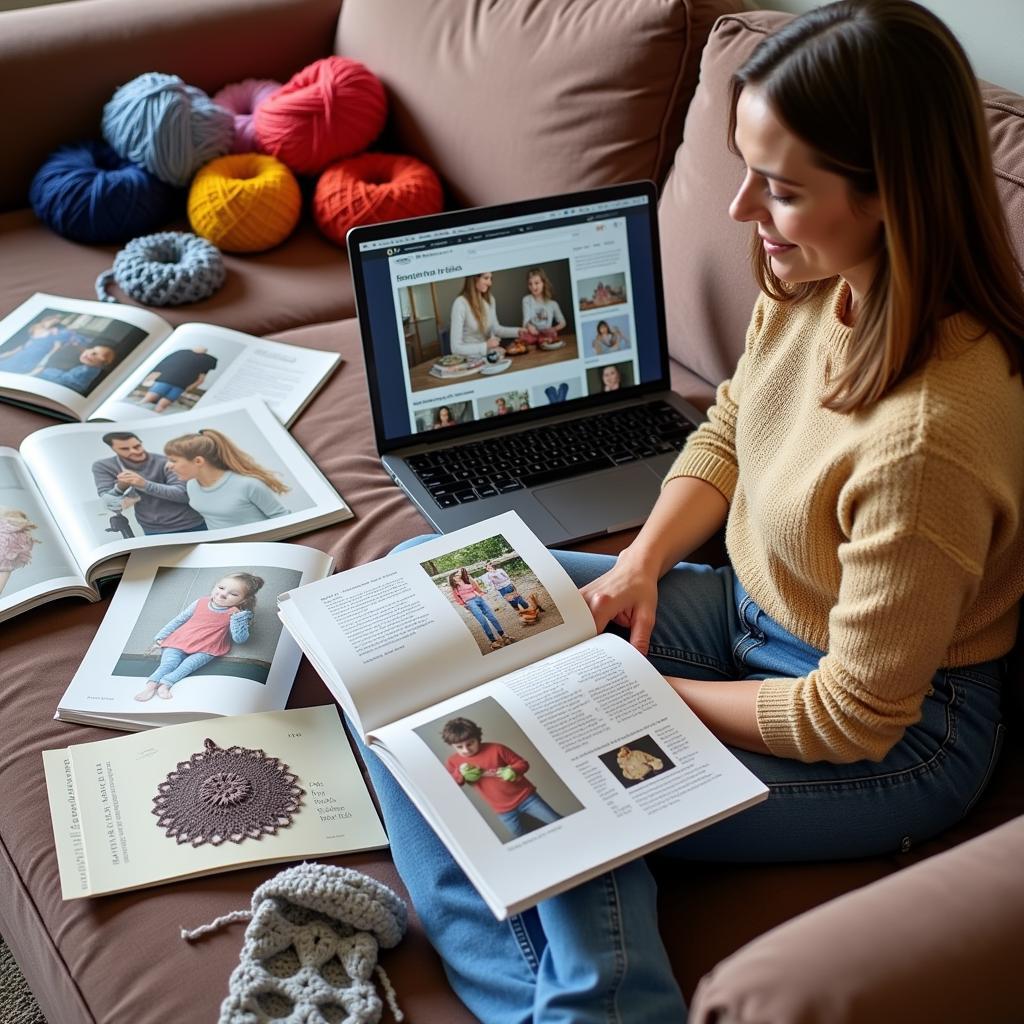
[534,463,662,537]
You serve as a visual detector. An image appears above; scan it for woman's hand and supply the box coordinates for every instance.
[579,552,660,655]
[486,336,502,349]
[527,323,539,336]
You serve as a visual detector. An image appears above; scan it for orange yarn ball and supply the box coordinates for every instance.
[313,152,443,246]
[188,153,301,253]
[254,57,387,175]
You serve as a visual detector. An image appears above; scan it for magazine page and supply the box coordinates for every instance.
[0,293,172,420]
[19,397,351,578]
[370,633,768,920]
[43,704,388,900]
[91,322,341,426]
[56,541,334,730]
[0,446,93,621]
[278,511,595,736]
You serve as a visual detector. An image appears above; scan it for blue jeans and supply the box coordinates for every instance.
[357,537,1005,1023]
[464,594,504,642]
[498,791,563,838]
[149,648,217,686]
[499,583,530,611]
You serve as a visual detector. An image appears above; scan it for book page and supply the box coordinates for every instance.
[0,293,171,419]
[278,511,595,735]
[0,447,90,619]
[43,705,388,899]
[56,541,333,729]
[19,397,350,576]
[91,322,341,426]
[371,633,768,919]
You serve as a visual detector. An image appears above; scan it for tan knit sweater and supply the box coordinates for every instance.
[665,280,1024,763]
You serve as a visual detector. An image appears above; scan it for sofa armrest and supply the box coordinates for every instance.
[0,0,342,211]
[690,815,1024,1024]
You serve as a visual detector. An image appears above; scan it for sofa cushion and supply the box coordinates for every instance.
[660,11,1024,393]
[0,210,356,338]
[334,0,742,207]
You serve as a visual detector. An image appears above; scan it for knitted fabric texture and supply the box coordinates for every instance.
[182,862,408,1024]
[95,231,226,306]
[153,737,303,847]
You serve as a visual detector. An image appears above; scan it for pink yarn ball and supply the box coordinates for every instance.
[254,57,387,175]
[213,78,281,153]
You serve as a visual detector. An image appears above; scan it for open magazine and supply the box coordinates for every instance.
[0,293,340,423]
[0,397,351,623]
[55,542,333,731]
[43,705,388,899]
[278,511,768,920]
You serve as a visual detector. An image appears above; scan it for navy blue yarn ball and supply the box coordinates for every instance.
[29,140,178,245]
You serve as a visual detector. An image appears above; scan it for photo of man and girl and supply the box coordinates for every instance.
[401,262,580,393]
[415,696,583,844]
[111,563,300,701]
[420,533,563,655]
[585,359,635,395]
[577,273,628,311]
[0,308,147,396]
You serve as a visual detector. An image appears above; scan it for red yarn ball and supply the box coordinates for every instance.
[313,152,444,245]
[254,57,387,175]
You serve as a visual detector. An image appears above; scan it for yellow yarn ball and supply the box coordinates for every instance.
[187,153,301,252]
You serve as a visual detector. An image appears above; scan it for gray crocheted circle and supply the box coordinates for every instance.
[95,230,226,306]
[153,737,303,847]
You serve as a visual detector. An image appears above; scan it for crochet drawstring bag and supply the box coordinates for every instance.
[182,862,408,1023]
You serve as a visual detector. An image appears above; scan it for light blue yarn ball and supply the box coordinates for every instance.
[102,72,234,188]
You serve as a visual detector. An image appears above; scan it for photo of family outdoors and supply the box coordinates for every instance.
[0,307,147,397]
[415,695,583,844]
[401,262,580,393]
[112,563,301,701]
[419,532,563,655]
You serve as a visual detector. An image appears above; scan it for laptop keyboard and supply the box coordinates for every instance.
[406,400,695,508]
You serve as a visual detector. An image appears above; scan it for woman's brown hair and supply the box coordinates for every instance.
[164,429,289,494]
[730,0,1024,411]
[460,274,494,338]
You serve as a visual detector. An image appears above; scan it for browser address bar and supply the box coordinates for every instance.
[464,233,575,257]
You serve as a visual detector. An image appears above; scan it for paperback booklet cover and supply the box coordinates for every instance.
[43,705,388,900]
[0,396,352,623]
[0,292,340,424]
[56,542,334,731]
[278,511,768,920]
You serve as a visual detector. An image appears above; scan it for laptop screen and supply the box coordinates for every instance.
[348,182,669,453]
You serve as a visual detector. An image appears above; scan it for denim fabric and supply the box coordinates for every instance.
[464,594,504,641]
[499,583,530,611]
[362,535,1005,1022]
[149,647,217,686]
[497,791,564,838]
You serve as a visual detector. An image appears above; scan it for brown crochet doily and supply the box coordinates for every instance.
[153,737,304,847]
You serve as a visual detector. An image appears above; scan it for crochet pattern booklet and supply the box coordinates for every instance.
[0,397,352,623]
[55,541,333,731]
[43,705,388,900]
[0,292,340,424]
[278,511,768,920]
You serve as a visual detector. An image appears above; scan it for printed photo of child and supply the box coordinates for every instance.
[0,308,147,396]
[597,734,675,790]
[416,697,583,844]
[0,506,39,597]
[420,533,563,655]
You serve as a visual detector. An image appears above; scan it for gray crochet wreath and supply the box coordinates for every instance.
[153,737,304,847]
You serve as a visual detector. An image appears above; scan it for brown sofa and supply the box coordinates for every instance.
[1,2,1022,1022]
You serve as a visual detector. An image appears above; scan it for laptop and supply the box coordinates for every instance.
[347,180,705,547]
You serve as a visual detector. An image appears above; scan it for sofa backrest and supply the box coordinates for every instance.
[334,0,743,209]
[0,0,344,212]
[658,10,1024,391]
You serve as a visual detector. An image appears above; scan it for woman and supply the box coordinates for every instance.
[447,567,514,651]
[433,405,455,429]
[164,428,290,530]
[600,363,622,391]
[448,272,520,358]
[359,4,1024,1020]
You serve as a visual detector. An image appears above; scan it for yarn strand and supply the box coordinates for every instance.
[375,965,404,1022]
[180,908,252,942]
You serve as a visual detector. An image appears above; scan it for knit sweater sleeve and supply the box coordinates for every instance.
[229,609,253,643]
[662,293,766,501]
[756,450,1000,763]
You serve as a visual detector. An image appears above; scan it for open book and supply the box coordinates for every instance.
[43,705,388,899]
[55,541,333,731]
[0,397,351,623]
[278,511,768,920]
[0,293,339,423]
